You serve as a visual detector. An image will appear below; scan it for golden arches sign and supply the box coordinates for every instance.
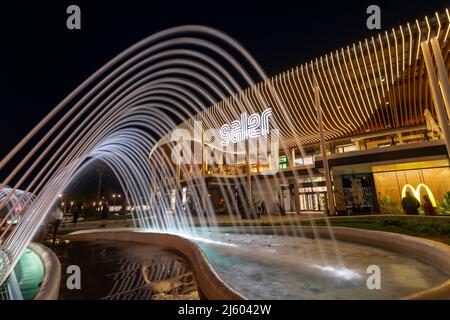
[401,183,437,207]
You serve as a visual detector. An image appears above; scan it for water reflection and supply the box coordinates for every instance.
[50,240,199,300]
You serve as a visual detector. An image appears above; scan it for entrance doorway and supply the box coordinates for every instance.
[299,189,327,211]
[281,188,293,212]
[342,173,377,214]
[295,179,328,213]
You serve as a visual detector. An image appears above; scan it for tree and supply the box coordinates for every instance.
[96,162,108,200]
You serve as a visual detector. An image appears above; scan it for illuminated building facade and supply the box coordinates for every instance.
[150,10,450,216]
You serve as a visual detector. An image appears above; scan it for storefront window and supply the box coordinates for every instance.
[342,173,377,213]
[336,144,357,153]
[294,155,314,165]
[279,155,288,169]
[373,162,450,207]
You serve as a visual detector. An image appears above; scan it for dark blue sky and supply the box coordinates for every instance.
[0,0,449,159]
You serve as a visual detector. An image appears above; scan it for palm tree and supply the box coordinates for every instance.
[95,162,107,200]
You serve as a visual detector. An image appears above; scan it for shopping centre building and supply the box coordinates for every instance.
[149,11,450,217]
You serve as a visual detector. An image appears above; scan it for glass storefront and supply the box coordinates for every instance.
[187,160,450,216]
[281,183,328,213]
[279,155,288,169]
[299,189,327,211]
[297,177,328,212]
[342,173,377,214]
[372,160,450,209]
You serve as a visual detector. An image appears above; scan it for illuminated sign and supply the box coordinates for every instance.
[219,108,272,146]
[401,183,437,207]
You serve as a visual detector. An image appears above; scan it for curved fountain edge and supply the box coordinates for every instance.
[28,242,61,300]
[63,227,450,300]
[63,230,245,300]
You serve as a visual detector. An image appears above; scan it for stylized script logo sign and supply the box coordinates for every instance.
[219,108,272,146]
[169,107,279,174]
[401,183,437,206]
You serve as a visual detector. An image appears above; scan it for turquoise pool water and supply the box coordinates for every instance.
[14,248,45,300]
[0,248,45,300]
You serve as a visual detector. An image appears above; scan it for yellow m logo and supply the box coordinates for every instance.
[401,183,437,207]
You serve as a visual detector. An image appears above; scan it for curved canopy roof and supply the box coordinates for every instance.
[155,11,450,151]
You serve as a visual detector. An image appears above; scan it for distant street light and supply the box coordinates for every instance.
[112,194,119,210]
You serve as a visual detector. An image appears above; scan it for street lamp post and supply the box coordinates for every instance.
[112,194,122,212]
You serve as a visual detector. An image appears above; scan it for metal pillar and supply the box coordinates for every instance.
[314,80,335,216]
[289,148,301,214]
[201,129,207,214]
[421,41,450,159]
[430,37,450,120]
[246,139,255,216]
[175,137,182,214]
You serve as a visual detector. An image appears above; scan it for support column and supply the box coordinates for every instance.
[290,148,296,166]
[314,78,335,216]
[288,148,301,214]
[201,129,207,214]
[150,157,157,208]
[332,173,346,215]
[175,137,182,214]
[430,37,450,120]
[397,133,404,144]
[421,41,450,159]
[233,144,238,175]
[246,139,254,217]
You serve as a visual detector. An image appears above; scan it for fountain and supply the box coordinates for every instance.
[0,15,449,300]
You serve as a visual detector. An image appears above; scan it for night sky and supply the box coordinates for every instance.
[1,0,449,160]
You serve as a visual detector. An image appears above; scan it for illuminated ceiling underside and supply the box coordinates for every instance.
[161,11,450,149]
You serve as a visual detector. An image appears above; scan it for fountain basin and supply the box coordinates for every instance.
[1,243,60,300]
[65,227,450,300]
[28,243,61,300]
[66,229,243,299]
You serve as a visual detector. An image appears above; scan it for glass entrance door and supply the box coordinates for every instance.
[282,189,292,212]
[299,191,327,211]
